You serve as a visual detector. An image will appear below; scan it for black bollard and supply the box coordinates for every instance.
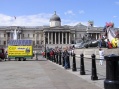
[80,53,85,75]
[67,55,70,69]
[48,52,50,60]
[56,52,58,64]
[72,53,77,71]
[45,51,46,58]
[104,54,119,89]
[47,52,48,60]
[62,57,65,67]
[54,52,56,62]
[59,51,62,65]
[49,52,51,61]
[91,54,98,80]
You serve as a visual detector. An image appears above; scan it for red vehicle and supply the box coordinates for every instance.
[0,48,6,61]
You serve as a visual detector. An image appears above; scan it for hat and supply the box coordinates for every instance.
[99,48,102,50]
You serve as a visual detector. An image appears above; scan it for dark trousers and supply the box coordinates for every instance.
[64,58,68,69]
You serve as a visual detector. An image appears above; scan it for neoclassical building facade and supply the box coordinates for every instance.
[0,12,112,48]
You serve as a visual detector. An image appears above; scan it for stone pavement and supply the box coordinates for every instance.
[0,56,102,89]
[39,57,103,89]
[45,56,105,89]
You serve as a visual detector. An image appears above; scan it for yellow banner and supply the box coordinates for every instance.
[8,46,33,56]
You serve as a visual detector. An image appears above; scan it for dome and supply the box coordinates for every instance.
[50,11,61,22]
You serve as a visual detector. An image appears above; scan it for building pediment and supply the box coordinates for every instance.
[43,26,70,30]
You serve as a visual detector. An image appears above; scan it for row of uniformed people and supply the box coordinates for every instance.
[45,48,71,69]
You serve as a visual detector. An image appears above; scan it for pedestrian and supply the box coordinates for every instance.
[42,51,45,57]
[98,39,102,48]
[50,49,54,61]
[63,48,69,69]
[5,51,8,61]
[71,48,74,56]
[99,48,104,65]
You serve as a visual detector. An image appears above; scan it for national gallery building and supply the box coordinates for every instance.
[0,12,112,48]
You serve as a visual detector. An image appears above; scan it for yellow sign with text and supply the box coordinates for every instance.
[8,46,33,56]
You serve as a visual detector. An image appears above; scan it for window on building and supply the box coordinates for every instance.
[28,34,29,37]
[7,33,10,37]
[22,34,24,37]
[37,41,39,44]
[79,34,81,37]
[37,34,39,37]
[33,41,35,45]
[4,41,6,45]
[4,34,6,37]
[33,34,35,37]
[41,33,43,37]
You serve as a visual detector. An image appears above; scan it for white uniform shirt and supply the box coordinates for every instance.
[99,50,104,59]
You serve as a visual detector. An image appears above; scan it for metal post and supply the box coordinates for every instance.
[62,52,65,67]
[91,54,98,80]
[104,54,119,89]
[80,53,85,75]
[53,52,56,62]
[72,53,77,71]
[67,55,70,69]
[59,51,62,65]
[56,52,58,64]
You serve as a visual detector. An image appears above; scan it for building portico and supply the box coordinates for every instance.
[43,31,71,45]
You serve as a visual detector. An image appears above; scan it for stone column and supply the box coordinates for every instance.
[39,33,41,45]
[96,33,97,40]
[62,32,63,44]
[48,32,49,44]
[91,34,92,38]
[74,33,75,42]
[44,33,45,44]
[20,34,21,39]
[58,32,60,44]
[6,33,8,46]
[66,32,67,44]
[35,33,37,46]
[55,32,56,44]
[50,32,52,44]
[69,32,71,44]
[52,32,54,44]
[10,32,12,40]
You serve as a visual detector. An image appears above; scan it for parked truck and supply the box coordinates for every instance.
[0,48,6,61]
[7,40,33,61]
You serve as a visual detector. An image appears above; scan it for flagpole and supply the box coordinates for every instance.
[14,16,16,26]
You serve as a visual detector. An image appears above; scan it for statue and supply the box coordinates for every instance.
[12,29,19,40]
[103,22,119,48]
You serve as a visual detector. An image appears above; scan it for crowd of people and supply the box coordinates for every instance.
[41,46,75,69]
[98,37,119,49]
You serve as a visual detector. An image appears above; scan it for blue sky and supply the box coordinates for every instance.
[0,0,119,27]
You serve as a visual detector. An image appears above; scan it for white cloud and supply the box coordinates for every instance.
[62,19,87,26]
[113,15,117,18]
[115,1,119,5]
[64,22,79,26]
[64,10,75,15]
[0,13,88,26]
[0,13,52,26]
[79,10,85,14]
